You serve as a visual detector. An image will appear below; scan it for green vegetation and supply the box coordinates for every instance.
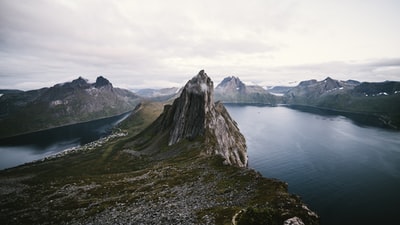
[235,207,275,225]
[0,102,319,224]
[283,79,400,130]
[287,93,400,129]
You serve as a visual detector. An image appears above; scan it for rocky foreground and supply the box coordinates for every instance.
[0,71,319,225]
[0,142,318,225]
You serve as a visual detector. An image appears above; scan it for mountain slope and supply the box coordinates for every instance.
[284,77,400,129]
[0,76,141,138]
[284,77,359,103]
[147,70,247,167]
[215,76,278,104]
[0,71,319,225]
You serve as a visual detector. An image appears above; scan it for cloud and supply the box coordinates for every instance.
[255,59,400,86]
[0,0,399,90]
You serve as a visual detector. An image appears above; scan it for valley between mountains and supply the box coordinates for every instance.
[1,70,399,224]
[0,71,319,225]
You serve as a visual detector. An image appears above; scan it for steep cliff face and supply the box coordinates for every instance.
[0,71,320,225]
[158,70,247,167]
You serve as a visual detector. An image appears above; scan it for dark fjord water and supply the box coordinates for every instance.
[0,112,131,170]
[1,105,399,224]
[226,105,400,225]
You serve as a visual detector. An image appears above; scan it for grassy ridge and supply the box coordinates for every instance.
[0,101,319,225]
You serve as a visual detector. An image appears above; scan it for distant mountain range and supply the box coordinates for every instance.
[5,71,398,224]
[1,74,399,138]
[132,87,180,102]
[283,77,400,129]
[0,71,319,225]
[134,75,400,129]
[126,70,248,167]
[0,76,141,138]
[214,76,277,104]
[284,77,360,102]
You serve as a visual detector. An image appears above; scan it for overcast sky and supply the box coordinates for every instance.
[1,0,400,90]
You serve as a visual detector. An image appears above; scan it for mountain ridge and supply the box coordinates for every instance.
[212,75,399,129]
[0,76,141,138]
[154,70,247,167]
[0,71,319,224]
[283,77,400,129]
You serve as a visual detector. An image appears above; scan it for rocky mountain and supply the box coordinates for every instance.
[153,70,247,167]
[0,76,141,138]
[352,81,400,96]
[0,70,319,224]
[215,76,278,105]
[285,77,360,102]
[284,77,400,129]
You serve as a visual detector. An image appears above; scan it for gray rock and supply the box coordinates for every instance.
[283,216,305,225]
[159,70,247,167]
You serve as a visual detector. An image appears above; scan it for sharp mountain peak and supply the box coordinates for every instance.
[217,76,245,89]
[95,76,113,88]
[154,70,248,167]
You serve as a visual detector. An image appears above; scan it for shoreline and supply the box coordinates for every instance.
[1,130,128,172]
[0,110,133,140]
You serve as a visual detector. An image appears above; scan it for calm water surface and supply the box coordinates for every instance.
[0,112,131,170]
[1,105,399,224]
[226,105,400,225]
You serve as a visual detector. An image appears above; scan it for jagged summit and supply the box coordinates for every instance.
[155,70,248,167]
[216,76,246,92]
[322,77,342,90]
[298,79,317,86]
[185,70,213,95]
[95,76,113,88]
[61,76,113,89]
[323,77,334,81]
[0,76,140,138]
[68,77,91,89]
[166,70,213,144]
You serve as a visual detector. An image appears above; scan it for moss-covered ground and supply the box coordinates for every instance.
[0,101,319,225]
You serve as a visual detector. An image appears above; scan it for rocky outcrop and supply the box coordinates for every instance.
[95,76,113,89]
[69,77,91,89]
[284,217,305,225]
[0,72,320,225]
[158,70,248,167]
